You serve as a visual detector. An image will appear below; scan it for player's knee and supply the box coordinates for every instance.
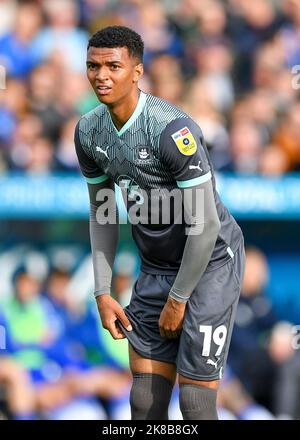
[179,383,218,420]
[130,373,173,420]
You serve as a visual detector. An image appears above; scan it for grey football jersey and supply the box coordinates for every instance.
[75,91,242,274]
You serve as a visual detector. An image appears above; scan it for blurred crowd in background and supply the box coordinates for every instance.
[1,0,300,420]
[1,244,299,420]
[1,0,300,175]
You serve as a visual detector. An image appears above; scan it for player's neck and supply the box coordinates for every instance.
[108,89,140,131]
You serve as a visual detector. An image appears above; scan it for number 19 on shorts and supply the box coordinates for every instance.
[199,325,227,357]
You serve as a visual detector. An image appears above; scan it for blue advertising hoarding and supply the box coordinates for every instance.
[0,173,299,220]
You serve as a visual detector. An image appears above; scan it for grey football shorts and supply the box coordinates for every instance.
[121,239,245,381]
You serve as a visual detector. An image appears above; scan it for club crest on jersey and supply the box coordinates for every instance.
[135,146,151,161]
[171,127,197,156]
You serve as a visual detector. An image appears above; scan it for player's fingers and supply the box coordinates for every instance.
[170,328,182,339]
[115,322,127,339]
[160,327,175,339]
[173,328,182,338]
[108,321,126,339]
[159,327,166,338]
[115,320,129,338]
[165,330,177,339]
[118,311,132,332]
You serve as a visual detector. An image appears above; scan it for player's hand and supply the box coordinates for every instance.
[159,295,186,339]
[96,294,132,340]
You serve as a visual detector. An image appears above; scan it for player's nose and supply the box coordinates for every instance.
[95,66,109,82]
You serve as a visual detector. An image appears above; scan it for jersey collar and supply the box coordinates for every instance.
[107,91,147,137]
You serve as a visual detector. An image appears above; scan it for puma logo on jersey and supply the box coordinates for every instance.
[206,358,219,369]
[96,146,109,159]
[189,161,202,171]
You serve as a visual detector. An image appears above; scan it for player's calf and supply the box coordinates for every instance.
[179,383,218,420]
[130,373,173,420]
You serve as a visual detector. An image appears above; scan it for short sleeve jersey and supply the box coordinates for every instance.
[75,91,242,274]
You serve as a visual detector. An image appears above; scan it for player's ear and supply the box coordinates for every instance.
[133,63,143,83]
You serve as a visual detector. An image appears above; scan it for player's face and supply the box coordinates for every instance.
[86,46,143,106]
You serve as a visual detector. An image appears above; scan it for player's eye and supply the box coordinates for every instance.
[111,64,120,70]
[87,63,97,70]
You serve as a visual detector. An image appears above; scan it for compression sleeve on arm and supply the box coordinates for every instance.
[159,117,220,303]
[169,180,220,303]
[87,179,119,298]
[74,119,117,297]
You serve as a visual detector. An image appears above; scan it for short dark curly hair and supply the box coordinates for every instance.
[88,26,144,62]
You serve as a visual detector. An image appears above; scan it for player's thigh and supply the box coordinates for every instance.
[178,375,219,390]
[177,243,245,381]
[129,344,177,384]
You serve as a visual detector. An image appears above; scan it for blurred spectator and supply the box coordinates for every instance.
[0,310,35,420]
[218,366,275,420]
[0,0,17,36]
[0,79,28,149]
[59,72,90,115]
[56,117,81,171]
[268,321,300,419]
[229,246,278,409]
[0,1,43,78]
[236,320,300,418]
[273,101,300,171]
[9,114,42,170]
[229,120,264,173]
[0,0,299,176]
[259,144,290,176]
[129,0,184,67]
[253,41,286,91]
[184,76,231,171]
[247,89,278,133]
[148,55,184,105]
[279,0,300,68]
[196,0,227,40]
[0,356,35,420]
[229,0,282,91]
[26,137,55,174]
[28,63,66,143]
[44,268,132,419]
[193,38,234,112]
[34,0,89,73]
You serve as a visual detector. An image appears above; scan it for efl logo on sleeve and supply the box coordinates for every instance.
[171,127,197,156]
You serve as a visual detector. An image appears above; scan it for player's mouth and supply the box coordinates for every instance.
[96,85,112,96]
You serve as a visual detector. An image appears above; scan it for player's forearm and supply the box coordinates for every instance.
[90,202,119,297]
[169,181,220,303]
[87,181,119,297]
[169,221,219,302]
